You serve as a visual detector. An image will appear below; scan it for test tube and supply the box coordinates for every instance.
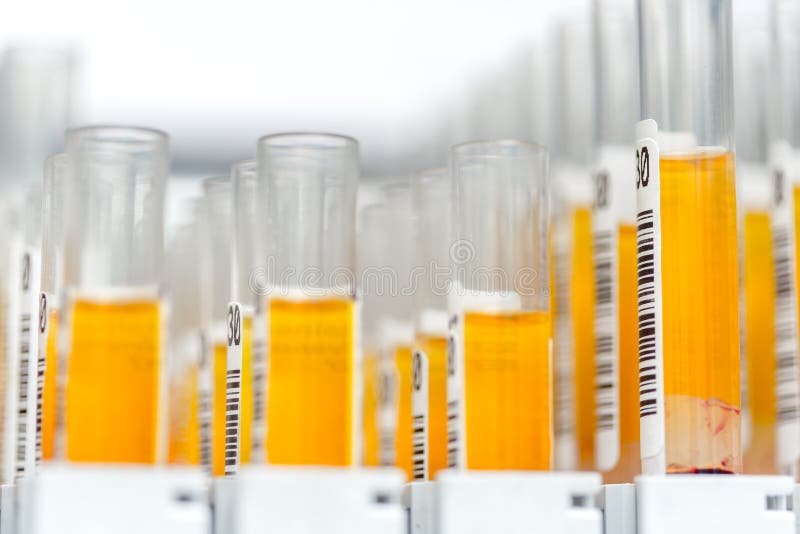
[637,0,739,474]
[550,17,597,471]
[39,154,68,463]
[199,176,234,476]
[166,212,204,466]
[231,159,263,465]
[61,126,168,464]
[591,0,640,483]
[448,140,550,470]
[410,167,450,480]
[767,0,800,478]
[732,7,775,475]
[257,133,359,466]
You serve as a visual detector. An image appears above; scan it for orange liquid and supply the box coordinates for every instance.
[463,310,551,469]
[212,342,226,476]
[742,212,777,474]
[394,345,413,480]
[660,151,740,473]
[603,224,641,483]
[362,350,380,466]
[266,298,354,465]
[571,207,596,470]
[42,307,59,460]
[65,298,161,463]
[415,334,448,479]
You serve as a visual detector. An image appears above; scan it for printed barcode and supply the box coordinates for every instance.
[594,229,615,431]
[224,368,241,475]
[637,209,658,419]
[35,352,44,465]
[447,400,458,468]
[553,243,575,439]
[412,414,425,480]
[773,223,800,425]
[251,334,266,456]
[15,309,31,475]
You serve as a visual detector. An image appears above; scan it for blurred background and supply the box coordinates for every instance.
[0,0,768,225]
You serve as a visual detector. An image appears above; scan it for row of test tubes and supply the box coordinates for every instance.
[0,0,797,494]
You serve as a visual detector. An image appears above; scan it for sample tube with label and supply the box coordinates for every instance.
[768,0,800,478]
[200,176,234,476]
[39,153,67,463]
[410,167,450,480]
[637,0,740,474]
[591,0,640,483]
[231,159,263,466]
[61,126,168,464]
[258,133,360,466]
[448,140,550,470]
[733,9,777,475]
[550,17,597,471]
[376,181,414,478]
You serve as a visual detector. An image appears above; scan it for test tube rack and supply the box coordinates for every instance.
[1,468,798,534]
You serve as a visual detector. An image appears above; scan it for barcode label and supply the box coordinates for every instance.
[771,158,800,468]
[36,292,48,468]
[411,350,428,480]
[552,229,577,470]
[198,331,212,472]
[250,305,267,463]
[635,120,665,473]
[225,302,243,476]
[15,248,40,480]
[377,355,397,466]
[446,314,463,468]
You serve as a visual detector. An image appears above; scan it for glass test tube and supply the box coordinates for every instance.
[410,168,451,480]
[448,140,550,470]
[733,9,776,475]
[40,154,68,462]
[550,17,597,471]
[358,199,386,467]
[62,126,168,464]
[768,0,800,478]
[200,176,234,476]
[375,181,414,478]
[166,211,205,466]
[637,0,739,474]
[591,0,640,483]
[231,159,263,464]
[258,133,359,466]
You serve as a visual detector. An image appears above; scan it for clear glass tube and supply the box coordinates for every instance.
[550,16,597,472]
[40,153,68,462]
[200,176,233,477]
[767,0,800,477]
[230,159,261,464]
[448,140,550,470]
[637,0,739,474]
[257,133,360,466]
[62,126,168,464]
[411,167,450,480]
[592,0,640,483]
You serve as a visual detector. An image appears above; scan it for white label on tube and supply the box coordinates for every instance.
[446,312,465,468]
[14,246,40,480]
[198,330,213,473]
[37,292,49,466]
[225,302,242,476]
[593,149,621,472]
[377,352,397,466]
[770,140,800,469]
[635,119,666,474]
[411,349,428,480]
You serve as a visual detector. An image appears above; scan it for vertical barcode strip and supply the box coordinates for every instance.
[15,307,31,477]
[773,223,800,426]
[594,229,615,431]
[250,330,266,458]
[412,414,425,480]
[553,242,575,440]
[198,334,212,472]
[446,400,458,468]
[637,209,658,419]
[224,369,241,475]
